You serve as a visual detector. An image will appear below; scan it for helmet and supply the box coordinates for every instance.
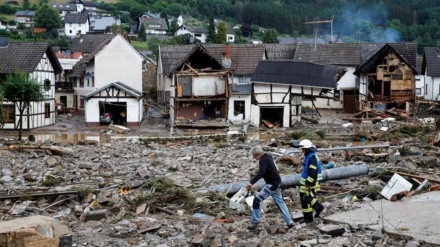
[299,139,313,149]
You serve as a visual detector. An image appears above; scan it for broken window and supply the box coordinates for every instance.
[234,100,245,118]
[2,104,14,123]
[44,103,50,118]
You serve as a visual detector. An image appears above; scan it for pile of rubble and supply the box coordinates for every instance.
[0,119,440,246]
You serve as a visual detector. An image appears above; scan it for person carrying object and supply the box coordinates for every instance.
[246,146,294,230]
[298,139,325,224]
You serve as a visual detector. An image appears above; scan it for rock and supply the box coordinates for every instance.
[0,216,70,247]
[45,157,60,167]
[405,240,420,247]
[371,230,384,240]
[419,156,437,168]
[0,175,13,183]
[319,224,345,237]
[83,209,108,221]
[228,235,238,244]
[136,203,147,215]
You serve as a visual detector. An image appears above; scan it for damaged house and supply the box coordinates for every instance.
[157,44,266,127]
[69,34,144,127]
[250,60,346,127]
[292,42,418,114]
[167,44,230,129]
[354,44,417,114]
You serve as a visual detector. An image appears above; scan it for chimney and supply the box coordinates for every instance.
[222,44,231,68]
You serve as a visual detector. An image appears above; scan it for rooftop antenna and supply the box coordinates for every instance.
[305,16,334,43]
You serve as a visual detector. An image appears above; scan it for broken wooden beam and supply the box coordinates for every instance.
[7,145,74,156]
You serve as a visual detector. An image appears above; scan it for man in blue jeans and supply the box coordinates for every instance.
[246,146,294,230]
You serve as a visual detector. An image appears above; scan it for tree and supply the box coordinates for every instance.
[22,0,30,10]
[217,22,227,44]
[207,16,217,43]
[0,72,45,140]
[138,23,146,41]
[34,3,62,30]
[262,28,279,43]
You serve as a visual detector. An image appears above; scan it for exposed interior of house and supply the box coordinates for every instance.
[99,101,127,125]
[366,53,414,111]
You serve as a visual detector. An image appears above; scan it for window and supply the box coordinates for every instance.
[44,103,50,118]
[91,73,94,87]
[234,100,245,119]
[425,84,428,95]
[44,79,51,91]
[238,76,246,84]
[2,104,14,123]
[79,78,84,87]
[416,88,422,95]
[80,98,84,108]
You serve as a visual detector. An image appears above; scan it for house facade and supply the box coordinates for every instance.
[422,47,440,100]
[68,34,144,126]
[157,44,266,125]
[15,10,35,27]
[202,44,266,124]
[354,44,417,114]
[0,40,62,130]
[175,25,208,43]
[133,12,168,36]
[166,44,229,130]
[64,12,89,38]
[52,3,77,19]
[55,51,82,111]
[250,60,346,127]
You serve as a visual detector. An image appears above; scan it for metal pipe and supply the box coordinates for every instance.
[196,164,370,196]
[279,144,396,155]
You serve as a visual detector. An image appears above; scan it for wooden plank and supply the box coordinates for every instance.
[109,124,131,134]
[391,171,440,184]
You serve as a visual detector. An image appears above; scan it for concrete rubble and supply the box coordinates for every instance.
[0,112,440,246]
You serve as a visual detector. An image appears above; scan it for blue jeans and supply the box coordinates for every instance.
[251,184,293,225]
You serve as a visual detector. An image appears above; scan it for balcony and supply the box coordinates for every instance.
[55,81,74,92]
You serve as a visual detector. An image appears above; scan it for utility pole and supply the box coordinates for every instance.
[305,16,334,43]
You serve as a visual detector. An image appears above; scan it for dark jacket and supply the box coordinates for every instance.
[250,153,281,189]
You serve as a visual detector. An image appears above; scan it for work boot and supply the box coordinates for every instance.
[314,204,325,218]
[299,218,313,224]
[287,223,295,229]
[247,222,259,230]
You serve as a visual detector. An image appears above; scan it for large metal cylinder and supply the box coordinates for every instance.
[196,164,370,196]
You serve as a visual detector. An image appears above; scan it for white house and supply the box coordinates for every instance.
[134,12,168,36]
[422,47,440,101]
[69,34,144,126]
[175,25,208,43]
[51,3,77,19]
[214,19,235,43]
[250,60,346,127]
[0,39,63,130]
[64,12,89,38]
[0,20,8,30]
[15,10,35,27]
[177,14,189,27]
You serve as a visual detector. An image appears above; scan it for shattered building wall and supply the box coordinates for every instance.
[358,52,415,113]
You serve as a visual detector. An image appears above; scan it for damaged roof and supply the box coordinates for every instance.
[251,60,345,88]
[422,47,440,77]
[159,44,266,76]
[354,44,418,75]
[204,44,266,75]
[292,42,417,69]
[83,82,142,100]
[0,42,62,74]
[264,44,296,60]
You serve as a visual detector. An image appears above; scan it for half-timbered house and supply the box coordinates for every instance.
[0,39,62,130]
